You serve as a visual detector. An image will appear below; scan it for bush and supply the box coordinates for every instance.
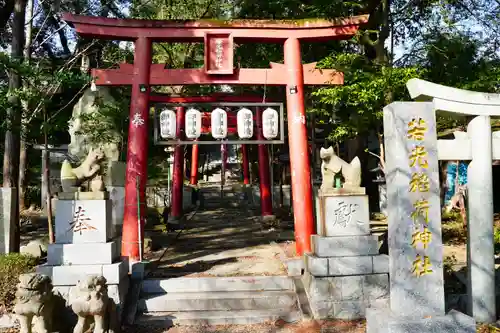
[0,253,38,313]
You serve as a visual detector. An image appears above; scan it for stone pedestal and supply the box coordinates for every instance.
[37,192,128,319]
[304,190,389,320]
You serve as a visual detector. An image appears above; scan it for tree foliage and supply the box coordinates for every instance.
[313,53,423,141]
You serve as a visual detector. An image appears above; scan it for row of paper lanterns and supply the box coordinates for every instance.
[159,107,280,140]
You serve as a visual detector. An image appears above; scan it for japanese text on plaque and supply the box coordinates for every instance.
[407,117,433,277]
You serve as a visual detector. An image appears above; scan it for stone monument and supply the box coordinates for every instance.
[365,102,475,332]
[37,149,128,320]
[303,146,389,319]
[0,187,16,254]
[407,78,498,323]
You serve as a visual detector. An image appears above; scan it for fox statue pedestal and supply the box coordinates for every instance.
[37,191,129,320]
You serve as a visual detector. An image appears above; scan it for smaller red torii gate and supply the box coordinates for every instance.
[63,13,369,263]
[149,94,279,219]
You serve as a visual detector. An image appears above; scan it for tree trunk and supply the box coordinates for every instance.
[0,0,15,33]
[18,0,34,212]
[3,0,26,252]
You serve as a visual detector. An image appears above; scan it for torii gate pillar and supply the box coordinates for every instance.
[122,37,151,261]
[284,38,314,255]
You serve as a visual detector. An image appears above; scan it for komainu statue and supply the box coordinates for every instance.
[13,273,54,333]
[319,146,362,191]
[70,275,118,333]
[61,148,105,192]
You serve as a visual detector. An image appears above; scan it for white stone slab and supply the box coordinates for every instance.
[311,234,379,257]
[0,188,16,254]
[47,240,120,265]
[383,102,445,317]
[317,194,370,236]
[37,261,127,286]
[55,199,112,244]
[108,186,125,234]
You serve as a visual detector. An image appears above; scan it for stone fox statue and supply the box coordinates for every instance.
[61,148,105,192]
[320,146,362,190]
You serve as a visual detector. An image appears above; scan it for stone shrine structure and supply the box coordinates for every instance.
[303,146,389,319]
[366,95,476,331]
[37,156,129,320]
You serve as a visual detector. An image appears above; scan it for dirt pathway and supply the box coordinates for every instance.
[145,207,294,278]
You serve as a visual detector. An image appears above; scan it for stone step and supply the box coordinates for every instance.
[138,291,298,312]
[142,276,295,294]
[136,308,302,326]
[201,201,245,208]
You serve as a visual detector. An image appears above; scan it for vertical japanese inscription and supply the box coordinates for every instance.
[407,117,433,277]
[204,33,234,74]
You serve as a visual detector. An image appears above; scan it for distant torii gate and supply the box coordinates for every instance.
[63,13,368,263]
[149,94,277,221]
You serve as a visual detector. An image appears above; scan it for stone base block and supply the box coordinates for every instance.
[55,199,112,244]
[304,253,389,277]
[366,308,475,333]
[312,234,379,257]
[37,261,128,286]
[303,272,389,320]
[47,240,120,265]
[0,188,16,254]
[315,194,371,237]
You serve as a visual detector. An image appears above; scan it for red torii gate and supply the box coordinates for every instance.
[63,13,368,263]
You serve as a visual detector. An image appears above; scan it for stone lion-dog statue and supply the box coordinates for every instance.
[14,273,55,333]
[61,148,105,192]
[319,146,362,191]
[70,275,119,333]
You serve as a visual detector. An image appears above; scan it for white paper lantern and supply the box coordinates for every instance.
[159,109,176,139]
[262,107,279,139]
[211,108,228,139]
[185,108,202,139]
[236,108,253,139]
